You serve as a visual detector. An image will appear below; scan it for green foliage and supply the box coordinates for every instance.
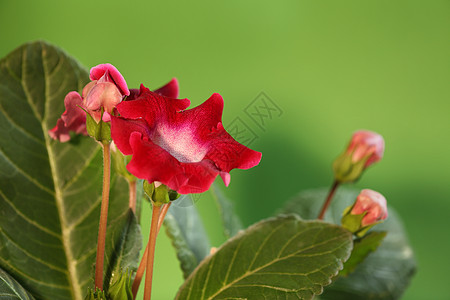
[281,188,416,299]
[0,267,35,300]
[210,183,243,239]
[163,198,211,279]
[85,112,112,143]
[340,231,387,277]
[84,288,106,300]
[0,41,141,300]
[176,215,353,300]
[106,270,133,300]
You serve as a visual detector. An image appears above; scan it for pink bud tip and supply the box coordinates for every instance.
[347,130,385,167]
[90,63,130,96]
[352,189,388,226]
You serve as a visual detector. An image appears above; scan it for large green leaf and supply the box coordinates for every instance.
[0,267,35,299]
[210,183,243,239]
[164,196,211,279]
[176,215,353,300]
[0,41,140,300]
[281,188,416,300]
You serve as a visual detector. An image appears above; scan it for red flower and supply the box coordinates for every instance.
[111,85,262,194]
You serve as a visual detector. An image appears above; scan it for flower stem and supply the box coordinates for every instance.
[94,142,111,290]
[318,180,340,220]
[129,180,137,213]
[143,203,162,300]
[132,202,171,299]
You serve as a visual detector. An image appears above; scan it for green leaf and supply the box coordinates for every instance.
[210,183,243,239]
[163,197,211,279]
[175,215,353,300]
[0,41,140,300]
[102,210,141,292]
[281,188,416,299]
[0,267,35,299]
[340,231,386,277]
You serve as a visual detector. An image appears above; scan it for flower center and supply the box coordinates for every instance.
[151,124,206,163]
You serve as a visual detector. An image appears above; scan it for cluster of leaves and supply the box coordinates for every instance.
[0,42,415,300]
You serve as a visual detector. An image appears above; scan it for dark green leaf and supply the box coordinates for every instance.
[340,231,386,276]
[0,41,140,300]
[210,183,243,239]
[0,267,35,299]
[164,197,211,279]
[281,188,416,299]
[176,215,353,300]
[103,210,141,292]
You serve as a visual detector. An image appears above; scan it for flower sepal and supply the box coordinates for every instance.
[143,181,180,206]
[85,108,112,143]
[107,269,133,300]
[341,205,378,237]
[84,288,107,300]
[333,149,370,183]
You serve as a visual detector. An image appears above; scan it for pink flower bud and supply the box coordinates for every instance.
[333,130,385,183]
[347,130,385,168]
[351,189,388,227]
[90,63,130,96]
[84,82,123,121]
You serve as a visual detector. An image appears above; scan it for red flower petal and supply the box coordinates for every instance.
[127,78,180,101]
[48,92,87,142]
[126,132,219,194]
[48,119,71,142]
[154,78,179,98]
[111,86,261,194]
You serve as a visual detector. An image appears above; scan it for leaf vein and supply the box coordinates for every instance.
[0,189,60,238]
[0,148,54,195]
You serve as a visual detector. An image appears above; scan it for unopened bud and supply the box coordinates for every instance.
[341,189,388,237]
[107,270,133,300]
[333,130,384,183]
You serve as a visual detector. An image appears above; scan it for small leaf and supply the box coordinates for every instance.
[281,188,416,299]
[0,267,35,300]
[163,198,211,279]
[340,231,386,276]
[175,215,353,300]
[210,183,243,239]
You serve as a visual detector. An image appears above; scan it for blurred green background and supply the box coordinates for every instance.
[1,0,449,299]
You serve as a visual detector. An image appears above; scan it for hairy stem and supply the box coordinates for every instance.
[129,180,137,213]
[132,202,171,299]
[318,180,340,220]
[94,142,111,290]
